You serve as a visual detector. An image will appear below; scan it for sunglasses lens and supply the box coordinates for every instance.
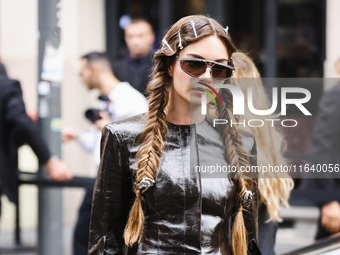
[212,64,233,80]
[180,60,206,76]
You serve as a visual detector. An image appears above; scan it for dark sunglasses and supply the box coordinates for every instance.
[176,57,234,80]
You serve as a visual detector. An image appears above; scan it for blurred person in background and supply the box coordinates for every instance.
[112,18,155,96]
[0,59,73,219]
[300,58,340,240]
[62,52,148,255]
[230,52,294,254]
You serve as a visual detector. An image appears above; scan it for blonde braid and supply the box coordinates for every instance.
[218,89,255,255]
[123,68,170,245]
[230,51,294,222]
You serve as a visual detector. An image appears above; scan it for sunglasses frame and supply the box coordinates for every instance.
[176,56,235,81]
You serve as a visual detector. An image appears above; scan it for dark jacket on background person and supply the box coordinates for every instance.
[0,77,50,214]
[300,83,340,239]
[111,52,153,96]
[89,114,262,255]
[0,63,8,77]
[258,204,278,255]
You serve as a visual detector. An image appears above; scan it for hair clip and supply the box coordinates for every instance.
[243,190,254,208]
[178,30,183,50]
[162,38,174,53]
[190,20,198,38]
[137,177,155,192]
[224,26,229,35]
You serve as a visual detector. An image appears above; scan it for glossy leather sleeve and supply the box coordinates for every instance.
[89,126,134,255]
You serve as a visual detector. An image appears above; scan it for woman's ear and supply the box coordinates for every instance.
[91,64,100,75]
[168,64,174,77]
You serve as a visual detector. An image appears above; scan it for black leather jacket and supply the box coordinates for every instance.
[89,114,262,255]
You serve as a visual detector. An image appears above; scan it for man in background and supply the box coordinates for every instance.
[112,18,155,96]
[62,52,148,255]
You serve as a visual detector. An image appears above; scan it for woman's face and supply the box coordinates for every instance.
[169,35,230,107]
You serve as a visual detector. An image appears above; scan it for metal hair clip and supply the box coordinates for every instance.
[162,38,174,53]
[137,177,155,192]
[224,26,229,35]
[178,30,183,49]
[190,20,198,38]
[243,190,254,208]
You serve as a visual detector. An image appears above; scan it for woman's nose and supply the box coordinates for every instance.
[200,66,213,79]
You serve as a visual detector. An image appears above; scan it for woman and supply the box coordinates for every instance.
[89,15,261,255]
[230,52,294,254]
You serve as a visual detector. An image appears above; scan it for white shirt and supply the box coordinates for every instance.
[78,82,148,172]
